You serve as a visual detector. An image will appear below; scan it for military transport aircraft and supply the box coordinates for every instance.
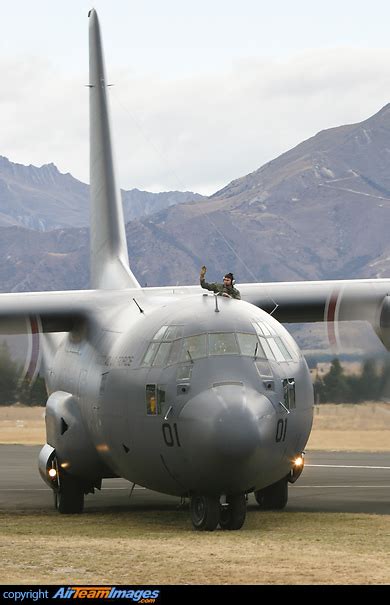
[3,10,390,531]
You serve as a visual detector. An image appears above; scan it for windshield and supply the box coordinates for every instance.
[141,324,296,367]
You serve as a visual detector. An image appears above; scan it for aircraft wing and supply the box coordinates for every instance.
[0,289,114,334]
[239,278,390,349]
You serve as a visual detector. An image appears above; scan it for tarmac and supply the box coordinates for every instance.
[0,445,389,514]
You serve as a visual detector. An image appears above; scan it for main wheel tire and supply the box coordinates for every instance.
[219,493,246,530]
[57,474,84,514]
[255,477,288,510]
[190,495,220,531]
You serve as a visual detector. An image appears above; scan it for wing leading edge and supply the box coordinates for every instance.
[0,290,122,334]
[239,278,390,350]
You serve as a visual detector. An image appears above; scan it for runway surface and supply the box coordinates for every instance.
[0,445,389,514]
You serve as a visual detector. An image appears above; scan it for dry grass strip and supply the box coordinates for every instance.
[0,510,389,585]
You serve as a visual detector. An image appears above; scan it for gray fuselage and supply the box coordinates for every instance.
[44,291,313,497]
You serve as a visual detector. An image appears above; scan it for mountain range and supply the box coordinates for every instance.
[0,155,203,231]
[1,105,390,355]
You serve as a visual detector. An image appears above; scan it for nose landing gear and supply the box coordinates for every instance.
[190,493,247,531]
[254,476,288,510]
[190,495,220,530]
[219,493,246,530]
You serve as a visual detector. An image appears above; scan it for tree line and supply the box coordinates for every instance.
[0,341,47,406]
[313,358,390,403]
[0,337,389,406]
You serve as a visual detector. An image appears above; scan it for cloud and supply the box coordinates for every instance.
[1,48,390,194]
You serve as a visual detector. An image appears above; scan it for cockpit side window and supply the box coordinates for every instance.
[141,325,184,367]
[252,321,295,362]
[141,342,160,366]
[153,325,169,341]
[164,325,183,340]
[258,336,275,361]
[153,342,172,367]
[267,337,286,362]
[274,337,293,361]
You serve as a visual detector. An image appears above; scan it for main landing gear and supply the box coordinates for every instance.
[254,476,288,510]
[53,469,85,514]
[190,493,247,531]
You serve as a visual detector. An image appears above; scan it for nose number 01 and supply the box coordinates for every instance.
[162,422,181,447]
[275,418,287,442]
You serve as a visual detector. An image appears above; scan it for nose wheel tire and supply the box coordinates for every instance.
[255,477,288,510]
[190,495,220,531]
[219,493,246,530]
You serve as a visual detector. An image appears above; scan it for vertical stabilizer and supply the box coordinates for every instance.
[89,9,140,289]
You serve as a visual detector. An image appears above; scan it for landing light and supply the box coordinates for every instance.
[48,468,57,478]
[288,454,305,484]
[293,456,304,467]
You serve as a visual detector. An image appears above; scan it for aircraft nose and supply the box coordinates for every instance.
[213,395,260,459]
[179,384,273,462]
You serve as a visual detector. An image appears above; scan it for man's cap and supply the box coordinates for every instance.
[224,272,234,281]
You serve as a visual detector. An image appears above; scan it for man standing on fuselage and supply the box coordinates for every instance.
[199,266,241,299]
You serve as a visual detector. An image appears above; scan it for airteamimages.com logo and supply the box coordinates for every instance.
[53,587,160,601]
[2,587,160,603]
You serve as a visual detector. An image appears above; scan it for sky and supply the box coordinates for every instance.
[2,0,390,194]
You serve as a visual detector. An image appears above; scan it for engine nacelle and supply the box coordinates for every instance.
[38,443,58,490]
[44,390,114,487]
[377,295,390,351]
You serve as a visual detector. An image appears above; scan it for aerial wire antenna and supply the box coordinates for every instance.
[110,87,279,314]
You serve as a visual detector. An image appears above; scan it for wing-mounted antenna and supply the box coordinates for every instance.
[88,9,140,290]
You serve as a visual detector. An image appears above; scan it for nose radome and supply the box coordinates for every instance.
[179,384,273,461]
[213,402,259,459]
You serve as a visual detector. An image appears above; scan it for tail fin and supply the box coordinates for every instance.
[88,9,140,289]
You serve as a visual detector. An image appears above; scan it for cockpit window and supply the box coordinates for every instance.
[252,321,295,362]
[209,333,239,356]
[274,337,293,361]
[236,333,259,356]
[257,336,275,361]
[142,325,184,366]
[177,365,192,381]
[153,342,172,367]
[142,342,160,366]
[142,322,295,368]
[266,338,283,362]
[166,339,182,365]
[179,334,207,362]
[254,322,272,336]
[164,325,183,340]
[153,325,169,341]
